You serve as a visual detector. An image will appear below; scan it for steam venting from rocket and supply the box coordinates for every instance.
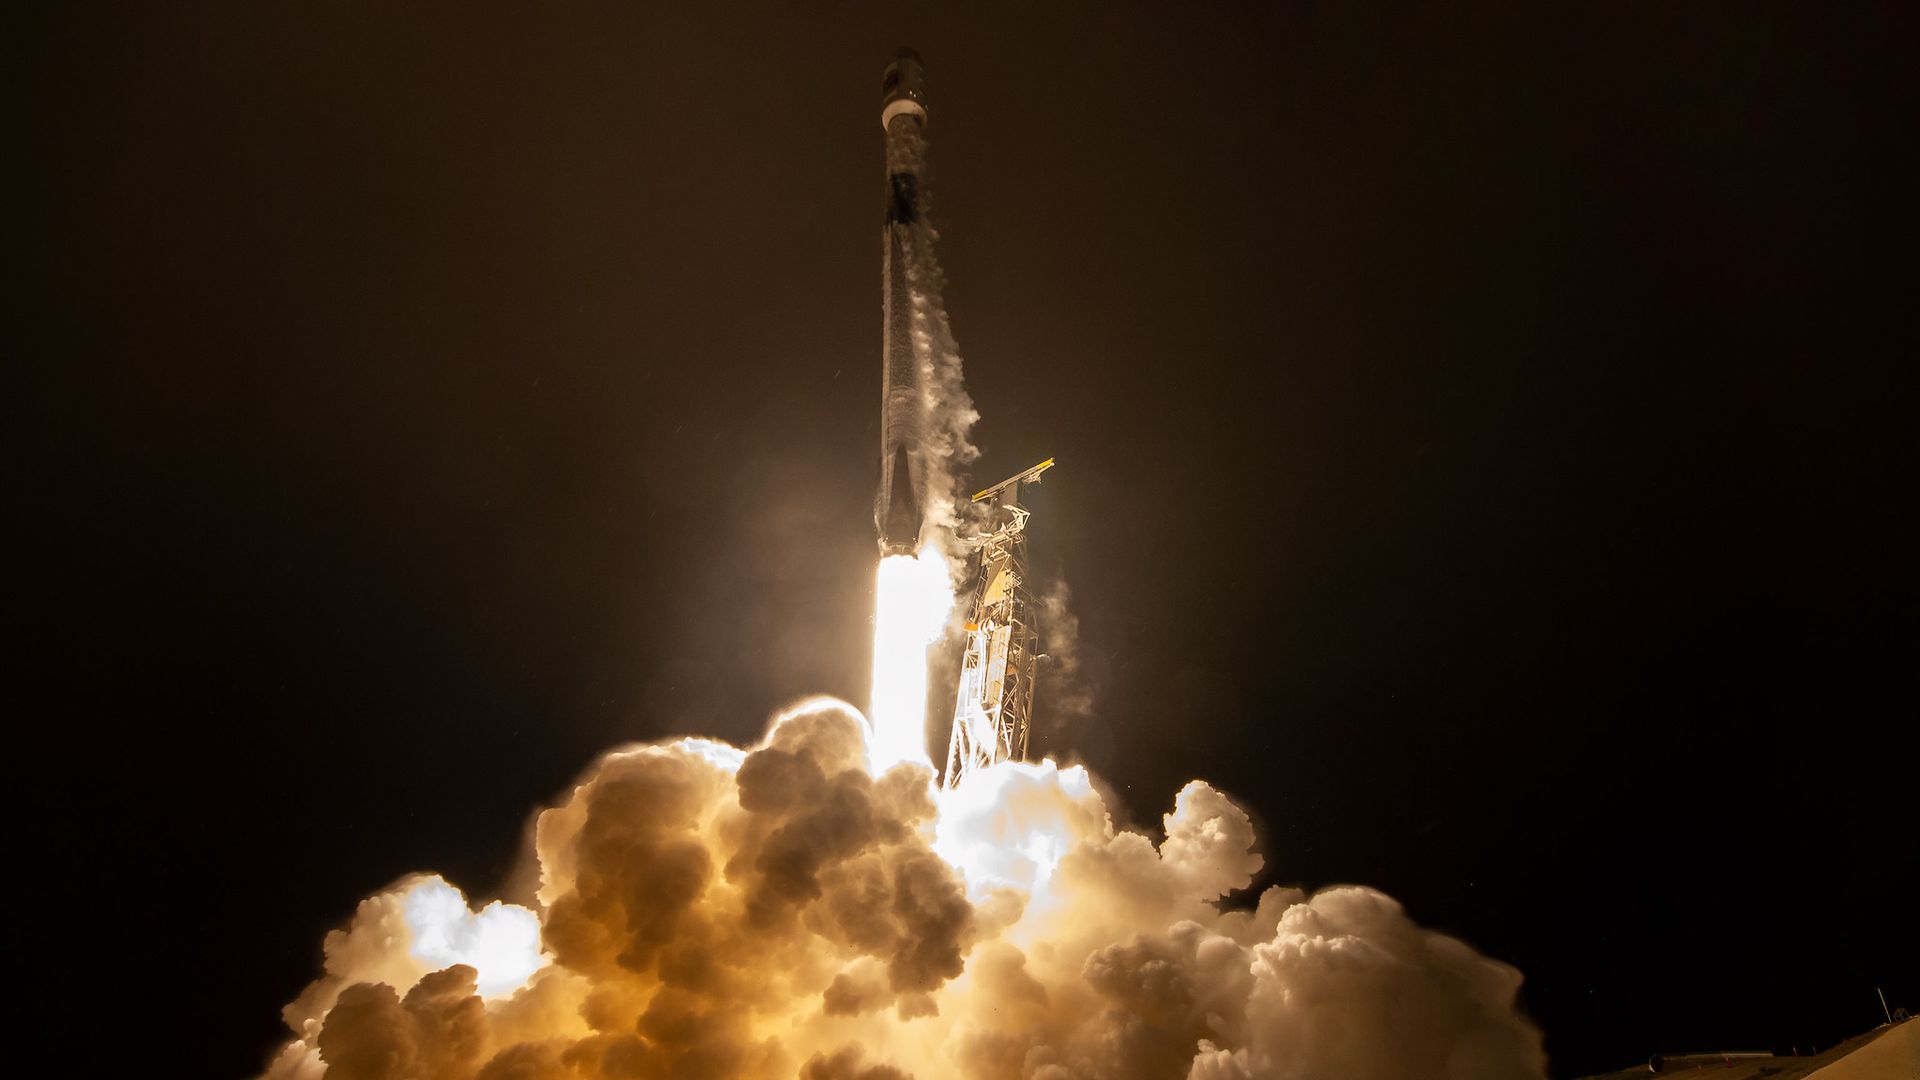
[261,701,1546,1080]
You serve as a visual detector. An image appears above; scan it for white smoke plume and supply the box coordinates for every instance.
[905,217,980,533]
[261,697,1545,1079]
[1036,580,1095,727]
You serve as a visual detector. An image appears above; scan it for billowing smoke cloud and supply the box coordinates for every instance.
[261,698,1545,1079]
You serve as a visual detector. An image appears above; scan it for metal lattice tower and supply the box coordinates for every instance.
[943,459,1054,789]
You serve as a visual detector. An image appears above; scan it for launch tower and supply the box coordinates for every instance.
[943,458,1054,789]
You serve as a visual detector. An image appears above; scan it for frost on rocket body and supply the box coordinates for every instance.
[263,699,1545,1079]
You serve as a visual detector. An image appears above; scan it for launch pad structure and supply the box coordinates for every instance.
[943,458,1055,790]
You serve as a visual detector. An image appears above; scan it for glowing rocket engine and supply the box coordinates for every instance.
[943,458,1054,789]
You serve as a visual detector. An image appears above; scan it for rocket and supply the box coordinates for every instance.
[876,48,929,556]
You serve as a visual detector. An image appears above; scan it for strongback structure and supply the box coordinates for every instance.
[943,458,1055,789]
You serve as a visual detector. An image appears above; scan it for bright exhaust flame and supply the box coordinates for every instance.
[867,548,954,772]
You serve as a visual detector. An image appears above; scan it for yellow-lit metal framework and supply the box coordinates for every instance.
[943,459,1054,789]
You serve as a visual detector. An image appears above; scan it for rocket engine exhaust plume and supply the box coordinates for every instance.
[260,703,1546,1080]
[869,548,955,771]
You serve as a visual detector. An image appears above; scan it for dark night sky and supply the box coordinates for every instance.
[19,4,1915,1077]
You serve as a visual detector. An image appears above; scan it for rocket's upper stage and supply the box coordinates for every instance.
[881,48,927,130]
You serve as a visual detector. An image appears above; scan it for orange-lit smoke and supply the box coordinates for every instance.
[260,699,1546,1079]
